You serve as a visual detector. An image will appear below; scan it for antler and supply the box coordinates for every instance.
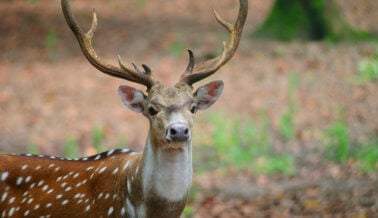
[61,0,156,89]
[179,0,248,86]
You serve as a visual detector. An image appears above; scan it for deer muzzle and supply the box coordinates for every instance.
[165,122,191,143]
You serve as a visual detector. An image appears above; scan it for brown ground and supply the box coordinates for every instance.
[0,0,377,217]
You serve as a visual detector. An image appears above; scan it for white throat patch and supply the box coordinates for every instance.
[142,136,192,202]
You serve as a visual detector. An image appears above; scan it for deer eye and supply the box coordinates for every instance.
[190,105,196,114]
[148,106,158,116]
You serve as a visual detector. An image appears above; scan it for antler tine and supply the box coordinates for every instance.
[181,49,195,78]
[179,0,248,86]
[61,0,155,89]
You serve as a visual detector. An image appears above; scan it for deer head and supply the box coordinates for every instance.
[61,1,247,153]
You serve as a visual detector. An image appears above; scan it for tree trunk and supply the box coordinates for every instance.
[253,0,370,41]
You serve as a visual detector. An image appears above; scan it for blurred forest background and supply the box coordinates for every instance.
[0,0,377,217]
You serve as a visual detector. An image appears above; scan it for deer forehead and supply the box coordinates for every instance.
[148,84,194,108]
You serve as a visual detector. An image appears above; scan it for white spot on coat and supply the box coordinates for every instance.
[107,149,115,156]
[56,176,62,182]
[112,167,119,175]
[25,175,32,183]
[9,196,15,204]
[123,160,131,171]
[127,180,132,194]
[1,192,8,202]
[120,207,126,216]
[21,165,28,170]
[97,192,103,199]
[135,166,139,175]
[1,171,9,181]
[65,186,72,192]
[16,176,23,185]
[8,207,15,216]
[61,182,67,188]
[98,166,107,174]
[42,185,49,191]
[126,198,136,217]
[108,207,114,216]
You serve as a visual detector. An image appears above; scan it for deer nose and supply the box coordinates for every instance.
[166,123,191,142]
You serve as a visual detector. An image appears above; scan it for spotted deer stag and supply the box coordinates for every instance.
[0,0,247,217]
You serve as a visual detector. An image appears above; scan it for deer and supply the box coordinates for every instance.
[0,0,247,217]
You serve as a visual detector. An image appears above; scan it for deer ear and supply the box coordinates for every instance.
[118,85,146,113]
[194,80,224,110]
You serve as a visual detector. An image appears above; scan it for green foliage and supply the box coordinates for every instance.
[25,127,108,159]
[183,183,198,217]
[357,139,378,172]
[323,121,377,172]
[323,121,349,163]
[117,138,128,150]
[183,205,194,218]
[355,141,378,172]
[63,137,80,159]
[210,114,255,168]
[134,0,147,7]
[45,30,57,61]
[26,143,39,154]
[92,126,105,153]
[355,48,378,83]
[209,113,295,175]
[168,41,185,56]
[279,72,299,140]
[279,109,295,140]
[253,154,294,175]
[26,0,38,3]
[287,72,299,97]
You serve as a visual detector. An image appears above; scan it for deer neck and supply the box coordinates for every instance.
[142,131,193,202]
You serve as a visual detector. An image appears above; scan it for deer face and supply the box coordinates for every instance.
[118,81,223,149]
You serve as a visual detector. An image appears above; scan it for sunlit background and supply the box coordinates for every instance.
[0,0,377,216]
